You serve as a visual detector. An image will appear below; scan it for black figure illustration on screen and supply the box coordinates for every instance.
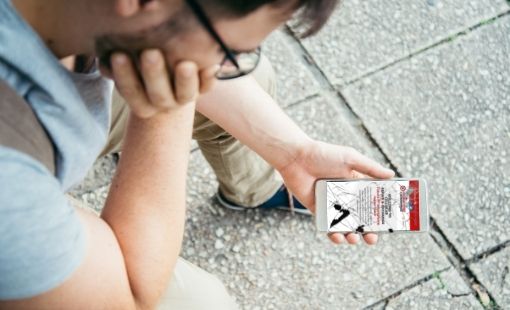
[329,203,350,229]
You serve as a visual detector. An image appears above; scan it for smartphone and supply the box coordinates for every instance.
[315,178,428,233]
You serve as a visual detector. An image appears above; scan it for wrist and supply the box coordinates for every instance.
[129,101,196,125]
[276,136,315,173]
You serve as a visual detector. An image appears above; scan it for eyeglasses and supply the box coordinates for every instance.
[186,0,262,80]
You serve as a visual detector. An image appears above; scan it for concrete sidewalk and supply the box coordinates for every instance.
[72,0,510,308]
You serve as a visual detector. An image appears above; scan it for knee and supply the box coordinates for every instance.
[159,259,238,309]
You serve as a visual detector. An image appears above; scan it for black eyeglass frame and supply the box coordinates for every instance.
[185,0,261,80]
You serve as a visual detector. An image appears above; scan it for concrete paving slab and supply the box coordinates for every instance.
[286,94,388,165]
[297,0,509,86]
[341,17,510,259]
[471,247,510,307]
[263,30,321,107]
[179,97,451,308]
[382,268,482,310]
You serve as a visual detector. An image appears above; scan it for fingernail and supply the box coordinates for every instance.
[112,54,127,66]
[181,63,195,78]
[144,50,160,64]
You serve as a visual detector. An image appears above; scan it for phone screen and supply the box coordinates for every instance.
[326,179,422,233]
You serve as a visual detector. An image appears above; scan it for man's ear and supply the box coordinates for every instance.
[114,0,157,17]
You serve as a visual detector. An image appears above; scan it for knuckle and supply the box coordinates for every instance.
[148,91,169,107]
[176,92,196,105]
[119,86,136,99]
[117,82,143,99]
[132,104,153,119]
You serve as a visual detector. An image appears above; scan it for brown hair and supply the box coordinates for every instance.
[197,0,339,37]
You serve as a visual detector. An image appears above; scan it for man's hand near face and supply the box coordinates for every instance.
[109,49,218,118]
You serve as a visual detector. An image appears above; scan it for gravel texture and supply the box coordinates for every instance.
[297,0,509,86]
[342,15,510,260]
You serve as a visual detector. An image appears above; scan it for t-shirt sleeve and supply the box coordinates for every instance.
[0,147,86,300]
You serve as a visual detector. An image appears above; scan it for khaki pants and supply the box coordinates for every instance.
[100,56,282,309]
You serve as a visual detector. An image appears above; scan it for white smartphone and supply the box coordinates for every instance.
[315,178,429,233]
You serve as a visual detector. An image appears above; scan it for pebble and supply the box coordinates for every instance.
[427,0,437,6]
[215,228,225,238]
[215,239,225,250]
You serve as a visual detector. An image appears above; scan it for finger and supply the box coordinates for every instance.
[350,170,367,180]
[140,49,176,110]
[344,147,394,179]
[174,61,199,105]
[328,233,345,245]
[111,53,155,118]
[362,233,378,245]
[344,233,360,245]
[199,65,219,94]
[307,203,316,215]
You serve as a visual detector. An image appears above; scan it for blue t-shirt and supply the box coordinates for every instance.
[0,0,113,299]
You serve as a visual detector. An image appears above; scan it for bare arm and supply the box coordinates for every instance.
[196,74,311,171]
[0,51,203,309]
[101,106,196,308]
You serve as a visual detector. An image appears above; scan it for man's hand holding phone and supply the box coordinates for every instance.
[278,141,395,246]
[109,49,217,118]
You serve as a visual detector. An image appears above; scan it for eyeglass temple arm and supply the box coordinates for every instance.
[185,0,240,68]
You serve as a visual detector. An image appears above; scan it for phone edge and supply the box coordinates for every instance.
[419,178,429,232]
[315,180,328,232]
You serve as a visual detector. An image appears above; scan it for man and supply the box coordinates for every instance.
[0,0,394,308]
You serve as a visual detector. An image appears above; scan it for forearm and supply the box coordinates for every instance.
[196,76,312,171]
[101,103,195,309]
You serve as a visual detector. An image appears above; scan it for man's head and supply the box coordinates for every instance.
[96,0,338,77]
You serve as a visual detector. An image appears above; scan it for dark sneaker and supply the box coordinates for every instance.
[216,185,312,215]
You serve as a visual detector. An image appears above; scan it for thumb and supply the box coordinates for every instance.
[345,148,394,179]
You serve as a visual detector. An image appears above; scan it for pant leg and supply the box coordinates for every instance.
[192,55,282,207]
[100,89,129,157]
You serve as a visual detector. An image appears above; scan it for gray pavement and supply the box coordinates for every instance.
[471,247,510,307]
[72,0,510,308]
[297,0,509,86]
[381,268,483,310]
[342,14,510,260]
